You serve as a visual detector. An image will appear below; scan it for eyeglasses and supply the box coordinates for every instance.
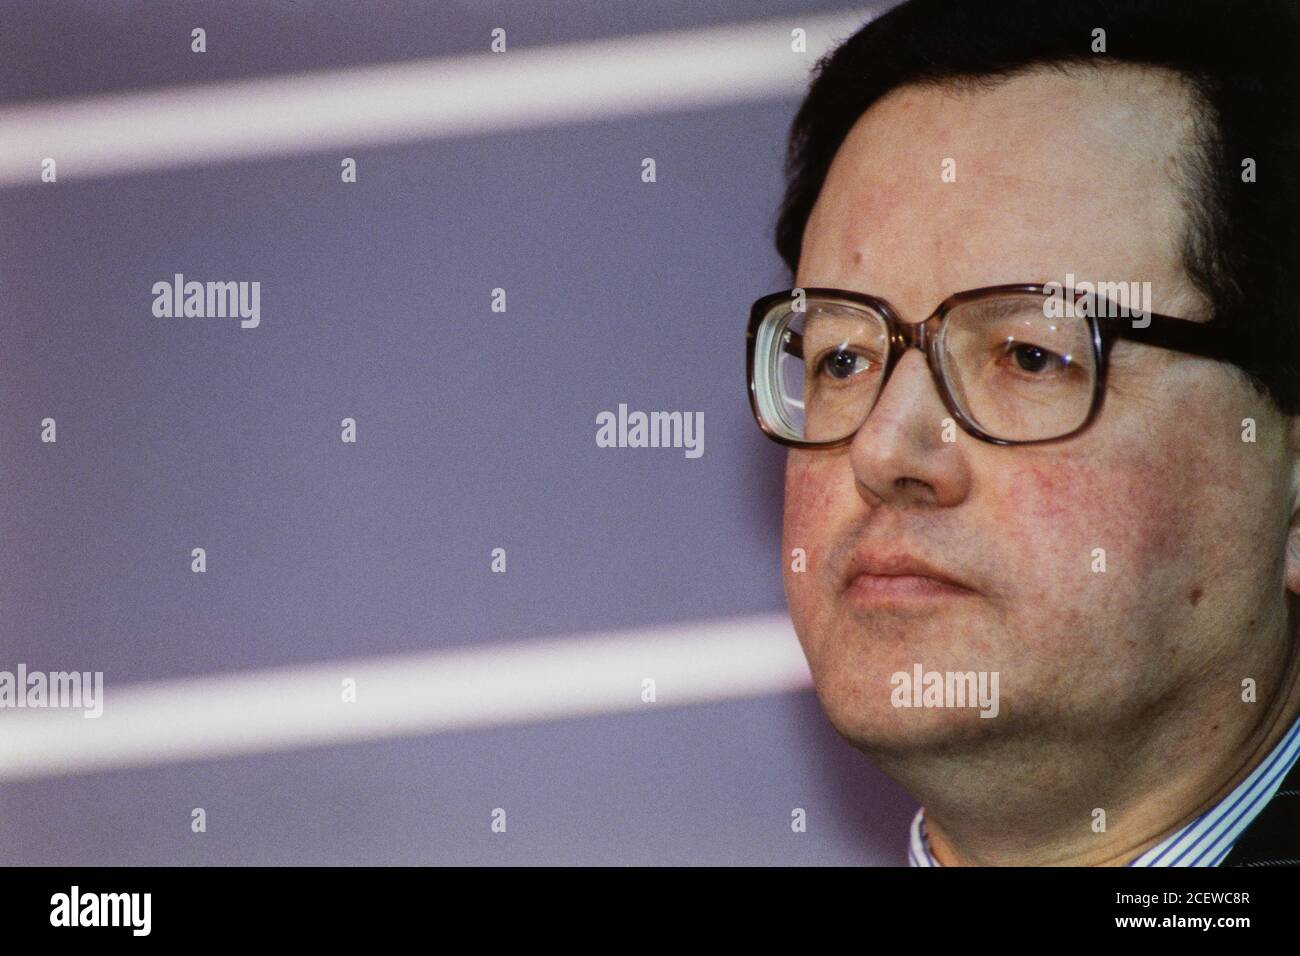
[747,284,1247,447]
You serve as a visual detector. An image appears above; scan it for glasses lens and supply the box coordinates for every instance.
[753,296,890,443]
[937,293,1097,441]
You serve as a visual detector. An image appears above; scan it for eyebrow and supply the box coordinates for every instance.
[949,296,1044,323]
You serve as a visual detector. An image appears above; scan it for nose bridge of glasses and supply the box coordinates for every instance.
[893,315,927,351]
[887,309,943,364]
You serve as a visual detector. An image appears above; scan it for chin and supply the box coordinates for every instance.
[809,660,1008,757]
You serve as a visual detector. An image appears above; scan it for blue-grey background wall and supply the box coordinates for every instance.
[0,0,918,864]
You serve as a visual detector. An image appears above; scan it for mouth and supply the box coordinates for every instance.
[845,572,976,604]
[840,552,977,607]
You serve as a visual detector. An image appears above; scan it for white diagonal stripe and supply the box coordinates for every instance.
[0,613,810,781]
[0,9,875,187]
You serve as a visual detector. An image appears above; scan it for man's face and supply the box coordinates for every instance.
[784,66,1299,760]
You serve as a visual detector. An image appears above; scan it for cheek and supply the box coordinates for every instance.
[974,452,1193,683]
[782,454,833,539]
[997,459,1186,569]
[985,433,1211,647]
[994,382,1267,590]
[781,453,846,614]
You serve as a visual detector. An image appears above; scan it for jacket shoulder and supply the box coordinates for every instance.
[1221,757,1300,867]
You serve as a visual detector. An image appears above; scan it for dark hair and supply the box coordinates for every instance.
[775,0,1300,415]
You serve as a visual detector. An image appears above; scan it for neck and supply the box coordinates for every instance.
[892,613,1300,867]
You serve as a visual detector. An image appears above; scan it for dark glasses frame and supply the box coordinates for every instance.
[746,283,1248,448]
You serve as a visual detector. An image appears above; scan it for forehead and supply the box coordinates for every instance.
[797,64,1203,317]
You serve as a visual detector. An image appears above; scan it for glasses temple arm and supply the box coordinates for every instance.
[1102,312,1247,363]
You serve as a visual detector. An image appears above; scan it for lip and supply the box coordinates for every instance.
[841,551,977,604]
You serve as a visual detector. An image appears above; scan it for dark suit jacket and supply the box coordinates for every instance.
[1221,756,1300,866]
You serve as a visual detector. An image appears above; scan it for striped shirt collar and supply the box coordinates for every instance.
[908,712,1300,867]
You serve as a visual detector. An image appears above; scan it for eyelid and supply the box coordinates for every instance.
[812,344,881,377]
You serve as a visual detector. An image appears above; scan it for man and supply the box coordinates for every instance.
[747,0,1300,865]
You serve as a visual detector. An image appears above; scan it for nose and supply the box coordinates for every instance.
[847,346,971,508]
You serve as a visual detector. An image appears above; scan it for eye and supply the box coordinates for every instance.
[997,340,1071,376]
[817,347,874,380]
